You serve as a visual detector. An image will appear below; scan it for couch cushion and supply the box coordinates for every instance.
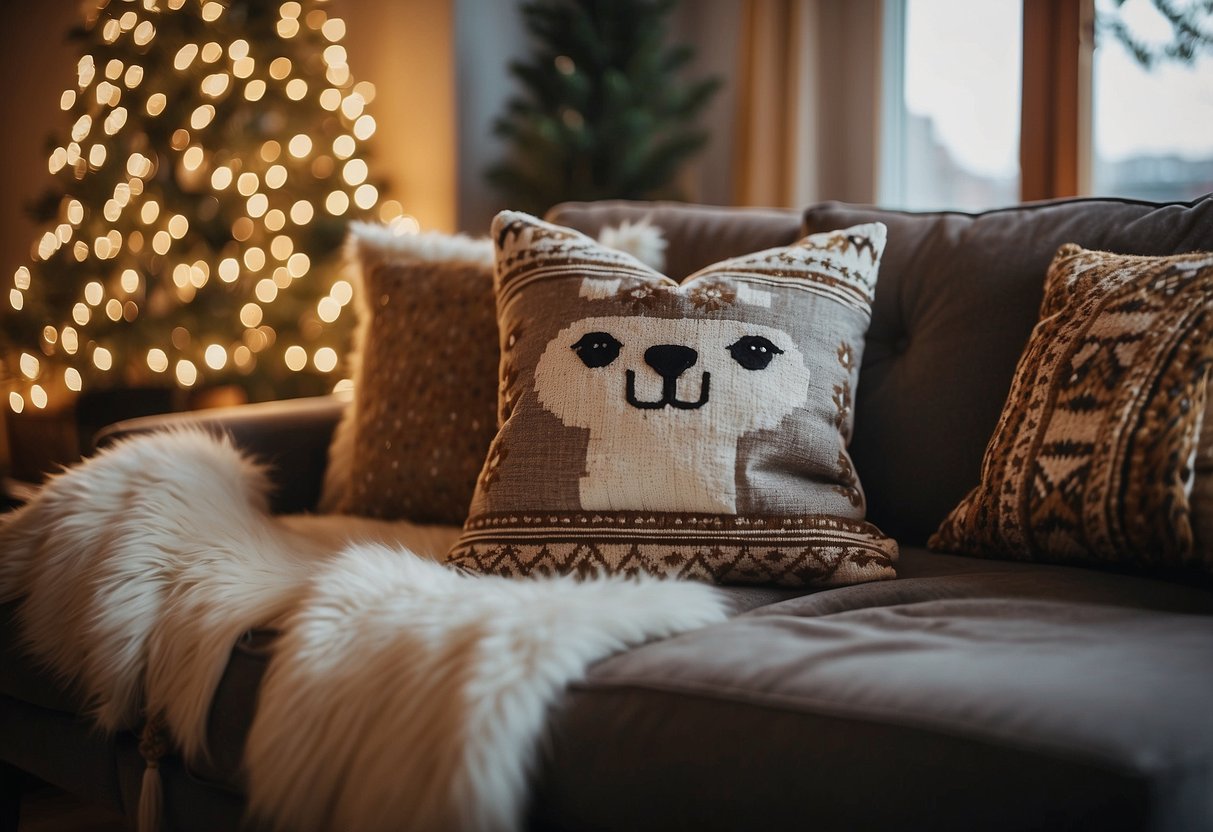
[802,196,1213,545]
[531,546,1213,832]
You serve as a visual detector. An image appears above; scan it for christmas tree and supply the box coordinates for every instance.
[487,0,720,216]
[1,0,408,414]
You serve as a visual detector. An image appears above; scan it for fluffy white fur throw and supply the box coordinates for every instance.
[0,429,725,831]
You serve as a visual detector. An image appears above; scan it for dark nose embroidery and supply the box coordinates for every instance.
[627,344,710,410]
[644,344,698,380]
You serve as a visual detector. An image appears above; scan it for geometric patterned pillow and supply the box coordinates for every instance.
[930,244,1213,573]
[445,211,898,587]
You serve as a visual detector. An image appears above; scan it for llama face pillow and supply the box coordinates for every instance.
[446,211,898,587]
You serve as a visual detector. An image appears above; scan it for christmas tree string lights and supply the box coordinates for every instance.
[2,0,417,412]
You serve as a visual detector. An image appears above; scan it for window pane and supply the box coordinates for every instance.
[1091,0,1213,201]
[881,0,1022,210]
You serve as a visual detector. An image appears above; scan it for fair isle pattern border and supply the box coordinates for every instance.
[930,245,1213,572]
[493,214,883,316]
[450,511,898,587]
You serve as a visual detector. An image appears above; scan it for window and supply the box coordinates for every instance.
[880,0,1023,210]
[1091,0,1213,200]
[880,0,1213,207]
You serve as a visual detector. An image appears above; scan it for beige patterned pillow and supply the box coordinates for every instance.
[445,211,898,587]
[931,244,1213,573]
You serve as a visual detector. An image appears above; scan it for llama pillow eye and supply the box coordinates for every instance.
[572,331,622,368]
[727,335,783,371]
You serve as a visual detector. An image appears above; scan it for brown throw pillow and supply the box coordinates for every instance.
[930,244,1213,573]
[321,225,499,525]
[445,211,898,587]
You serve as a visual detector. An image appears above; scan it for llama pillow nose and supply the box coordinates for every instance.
[644,344,698,379]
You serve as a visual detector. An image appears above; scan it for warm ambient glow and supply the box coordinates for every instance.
[5,0,386,412]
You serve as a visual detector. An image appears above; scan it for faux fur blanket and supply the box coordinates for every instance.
[0,430,726,831]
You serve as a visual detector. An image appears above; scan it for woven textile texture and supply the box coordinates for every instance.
[446,211,898,587]
[323,226,499,525]
[931,244,1213,573]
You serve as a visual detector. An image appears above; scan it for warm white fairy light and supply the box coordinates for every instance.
[9,393,24,414]
[313,347,337,372]
[322,18,346,42]
[287,252,310,277]
[353,184,377,210]
[330,279,353,305]
[190,104,216,129]
[244,246,266,271]
[175,359,198,386]
[288,134,312,158]
[204,343,227,369]
[342,158,367,185]
[289,200,313,225]
[175,43,198,70]
[147,348,168,373]
[240,302,263,327]
[270,234,294,259]
[317,296,339,322]
[92,346,113,371]
[255,278,278,303]
[353,114,376,140]
[244,80,266,101]
[218,257,240,283]
[6,0,386,411]
[325,191,349,215]
[19,353,40,379]
[284,345,307,371]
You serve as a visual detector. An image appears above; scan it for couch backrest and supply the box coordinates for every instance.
[548,196,1213,546]
[546,200,803,280]
[803,196,1213,544]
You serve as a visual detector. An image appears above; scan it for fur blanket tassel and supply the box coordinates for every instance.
[0,430,726,831]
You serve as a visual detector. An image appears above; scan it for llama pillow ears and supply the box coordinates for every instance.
[446,211,898,587]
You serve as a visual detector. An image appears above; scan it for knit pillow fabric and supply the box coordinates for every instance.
[320,224,500,525]
[446,211,898,587]
[931,244,1213,574]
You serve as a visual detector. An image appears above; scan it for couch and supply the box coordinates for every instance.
[3,195,1213,831]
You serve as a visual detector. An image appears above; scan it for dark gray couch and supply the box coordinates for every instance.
[3,195,1213,831]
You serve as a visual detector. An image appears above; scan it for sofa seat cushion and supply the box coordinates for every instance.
[531,547,1213,832]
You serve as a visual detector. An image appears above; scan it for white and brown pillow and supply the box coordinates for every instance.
[930,244,1213,573]
[445,211,898,587]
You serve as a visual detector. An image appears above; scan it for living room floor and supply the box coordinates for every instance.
[17,782,124,832]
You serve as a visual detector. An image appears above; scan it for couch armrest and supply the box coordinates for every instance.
[94,396,345,514]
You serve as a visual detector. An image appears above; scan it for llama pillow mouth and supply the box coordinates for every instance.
[537,316,811,514]
[447,210,898,587]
